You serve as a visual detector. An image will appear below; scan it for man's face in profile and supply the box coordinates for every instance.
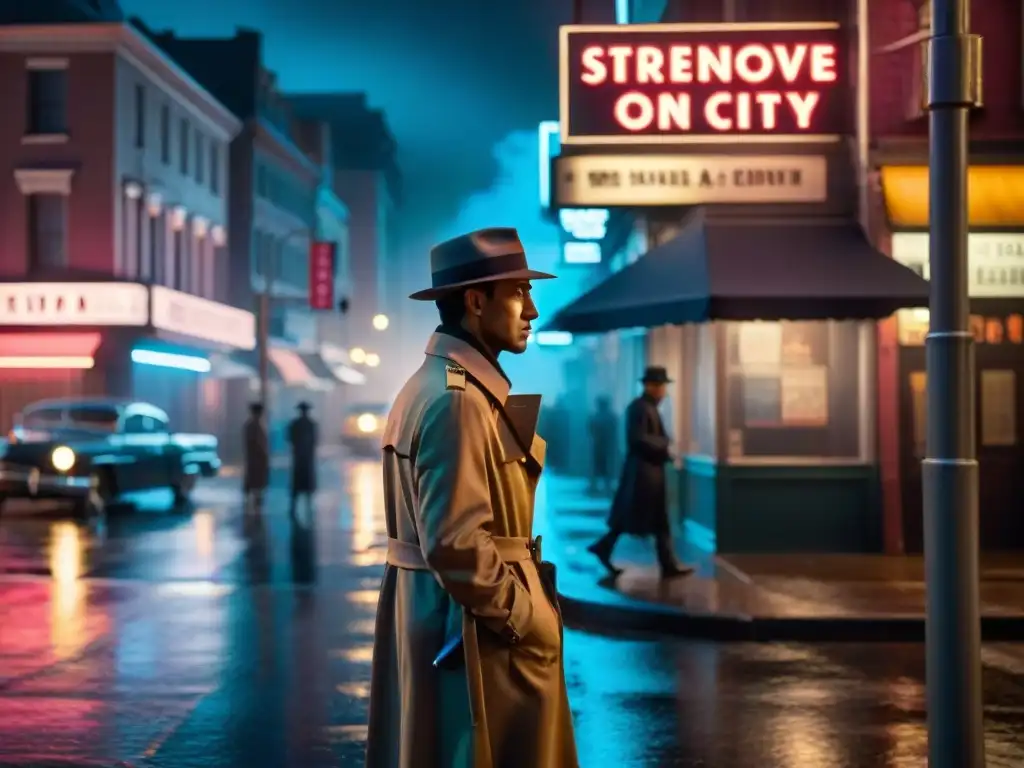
[469,279,539,354]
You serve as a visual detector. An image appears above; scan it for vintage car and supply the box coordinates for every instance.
[340,402,388,457]
[0,398,221,516]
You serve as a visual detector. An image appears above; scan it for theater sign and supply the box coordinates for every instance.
[559,22,845,144]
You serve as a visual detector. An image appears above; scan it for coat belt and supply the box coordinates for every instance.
[386,536,540,570]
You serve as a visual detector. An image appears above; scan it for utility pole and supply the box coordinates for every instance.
[257,228,310,416]
[923,0,985,765]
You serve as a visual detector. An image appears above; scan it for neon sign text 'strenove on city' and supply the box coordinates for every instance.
[559,23,845,144]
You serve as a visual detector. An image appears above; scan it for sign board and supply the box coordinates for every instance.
[150,286,256,350]
[0,282,149,326]
[559,23,845,144]
[892,233,1024,298]
[554,154,827,207]
[309,241,336,310]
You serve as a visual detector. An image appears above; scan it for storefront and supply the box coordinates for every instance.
[0,281,256,459]
[546,22,930,554]
[878,164,1024,551]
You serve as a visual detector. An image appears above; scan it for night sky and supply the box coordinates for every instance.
[120,0,575,255]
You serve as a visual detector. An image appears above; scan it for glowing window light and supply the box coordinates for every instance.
[615,0,630,24]
[538,120,560,208]
[0,356,95,369]
[563,241,603,264]
[559,208,609,240]
[131,349,211,373]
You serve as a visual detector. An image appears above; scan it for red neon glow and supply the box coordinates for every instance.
[565,27,844,138]
[0,332,102,356]
[309,242,336,311]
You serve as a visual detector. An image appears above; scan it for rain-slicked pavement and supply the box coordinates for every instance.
[1,455,1024,766]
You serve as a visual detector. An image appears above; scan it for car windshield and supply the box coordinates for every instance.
[66,407,119,430]
[23,406,119,431]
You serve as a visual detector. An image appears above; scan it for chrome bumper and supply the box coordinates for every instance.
[0,468,92,497]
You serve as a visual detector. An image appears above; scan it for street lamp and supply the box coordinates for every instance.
[924,0,985,765]
[257,227,309,414]
[349,347,367,364]
[365,352,380,368]
[372,313,389,331]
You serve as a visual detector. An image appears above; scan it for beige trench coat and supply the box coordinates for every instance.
[366,332,578,768]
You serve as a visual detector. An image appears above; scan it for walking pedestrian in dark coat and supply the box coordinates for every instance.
[288,401,318,519]
[587,367,692,579]
[243,402,270,513]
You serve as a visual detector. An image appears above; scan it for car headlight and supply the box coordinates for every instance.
[356,413,378,434]
[51,445,76,472]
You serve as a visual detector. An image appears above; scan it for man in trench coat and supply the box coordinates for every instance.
[287,401,318,519]
[587,367,692,579]
[366,228,578,768]
[242,402,269,512]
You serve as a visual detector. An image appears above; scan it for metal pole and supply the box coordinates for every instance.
[924,0,985,765]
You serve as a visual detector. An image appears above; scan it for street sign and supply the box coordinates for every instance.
[309,242,336,311]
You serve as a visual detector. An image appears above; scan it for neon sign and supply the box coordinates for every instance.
[559,208,609,240]
[559,23,845,144]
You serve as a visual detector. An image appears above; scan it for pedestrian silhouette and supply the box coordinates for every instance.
[242,402,269,513]
[587,367,693,580]
[287,401,318,521]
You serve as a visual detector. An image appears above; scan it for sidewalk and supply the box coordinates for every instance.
[536,475,1024,641]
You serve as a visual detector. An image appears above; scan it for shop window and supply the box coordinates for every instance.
[723,320,872,461]
[689,323,717,457]
[980,370,1017,447]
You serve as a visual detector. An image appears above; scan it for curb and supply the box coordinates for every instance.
[556,591,1024,642]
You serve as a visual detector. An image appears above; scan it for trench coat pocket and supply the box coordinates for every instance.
[507,563,561,694]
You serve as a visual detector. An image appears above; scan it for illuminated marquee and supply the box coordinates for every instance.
[559,22,845,144]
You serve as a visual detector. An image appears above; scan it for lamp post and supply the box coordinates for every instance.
[257,227,309,415]
[923,1,984,765]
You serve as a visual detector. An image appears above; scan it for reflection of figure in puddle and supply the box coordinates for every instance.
[587,395,617,496]
[587,367,692,580]
[242,402,269,513]
[287,401,318,522]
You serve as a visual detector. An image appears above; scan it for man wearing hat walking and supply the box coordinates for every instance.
[587,366,692,580]
[287,401,318,520]
[366,228,578,768]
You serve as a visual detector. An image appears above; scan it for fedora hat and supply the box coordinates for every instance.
[641,366,672,384]
[409,227,556,301]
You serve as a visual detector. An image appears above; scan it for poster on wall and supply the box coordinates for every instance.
[742,375,782,425]
[780,366,829,426]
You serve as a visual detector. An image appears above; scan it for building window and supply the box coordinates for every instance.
[179,118,189,175]
[149,210,163,284]
[195,133,204,184]
[210,143,220,194]
[27,194,68,270]
[134,84,145,148]
[27,68,68,135]
[160,104,170,164]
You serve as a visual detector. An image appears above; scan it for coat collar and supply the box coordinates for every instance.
[425,332,511,406]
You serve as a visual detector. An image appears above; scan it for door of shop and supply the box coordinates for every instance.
[899,303,1024,551]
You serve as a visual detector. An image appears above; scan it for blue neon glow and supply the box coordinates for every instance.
[615,0,630,24]
[563,241,603,264]
[538,120,560,208]
[535,331,574,347]
[559,209,610,240]
[131,349,211,373]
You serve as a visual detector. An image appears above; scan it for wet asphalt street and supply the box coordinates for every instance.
[2,455,1024,766]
